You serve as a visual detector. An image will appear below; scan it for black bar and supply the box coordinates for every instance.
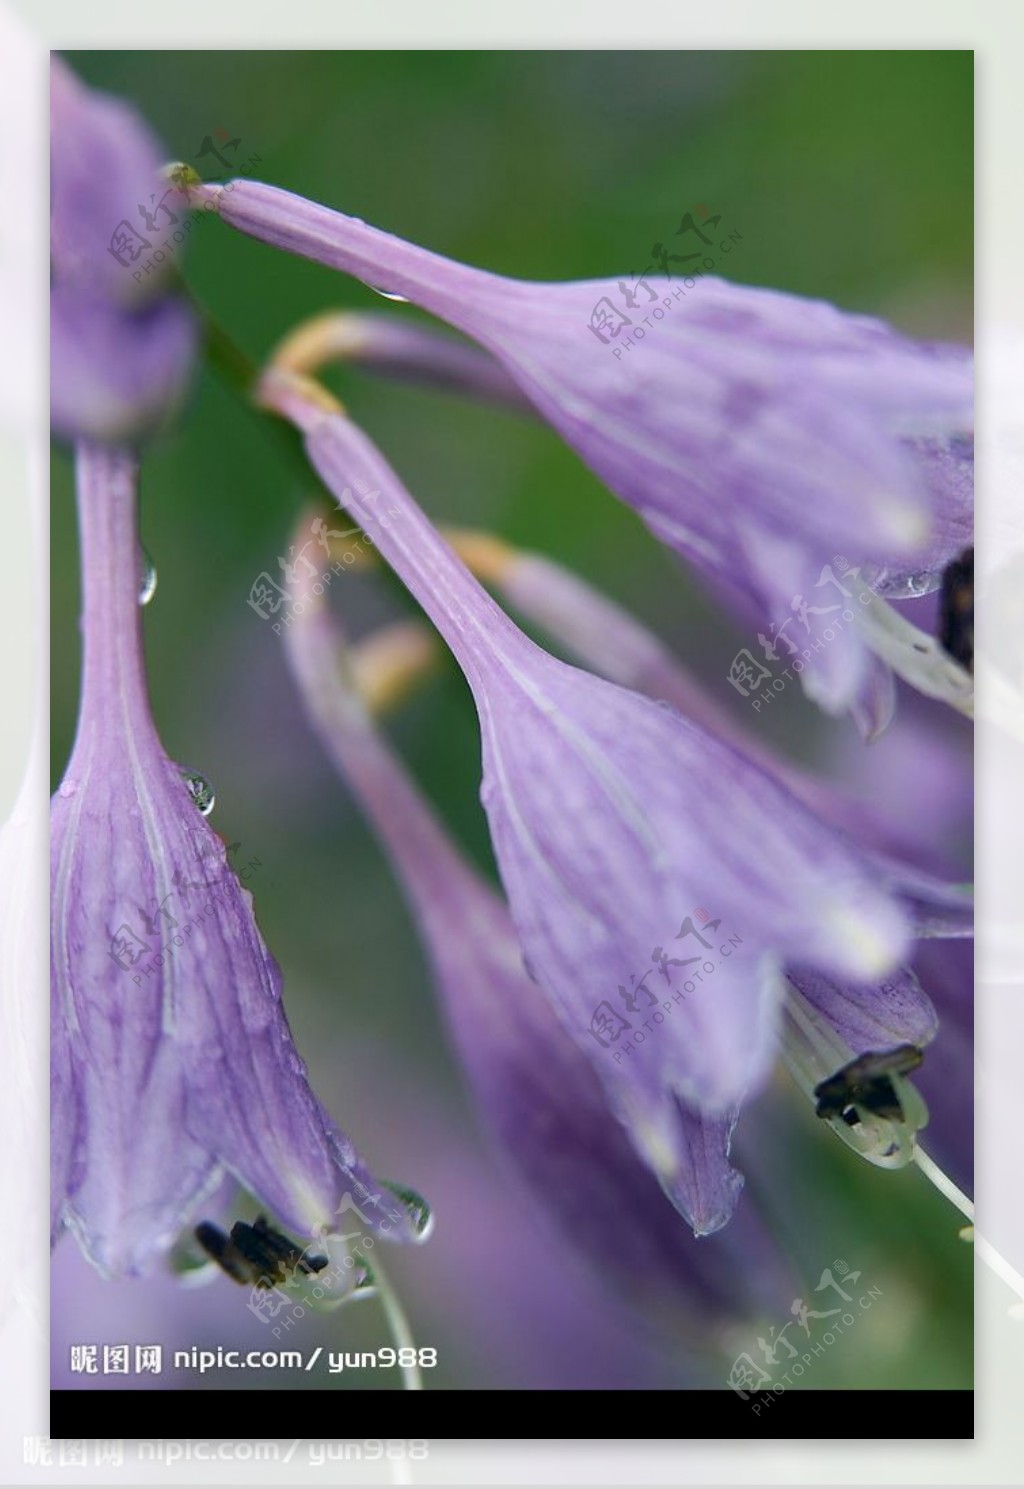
[51,1389,973,1440]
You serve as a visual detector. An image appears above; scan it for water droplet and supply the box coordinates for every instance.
[383,1181,433,1240]
[138,546,158,606]
[868,566,937,600]
[365,283,410,304]
[179,767,215,816]
[352,1257,376,1295]
[58,779,77,799]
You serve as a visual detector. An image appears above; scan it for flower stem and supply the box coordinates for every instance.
[260,369,529,683]
[913,1145,973,1221]
[188,178,515,336]
[272,310,531,411]
[913,1146,1024,1307]
[370,1256,423,1391]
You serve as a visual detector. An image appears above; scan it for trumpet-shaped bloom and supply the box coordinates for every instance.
[282,569,791,1285]
[193,178,972,722]
[263,376,966,1210]
[447,526,973,1180]
[51,443,421,1274]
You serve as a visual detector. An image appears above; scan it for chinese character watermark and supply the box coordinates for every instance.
[109,840,264,981]
[586,907,743,1059]
[248,489,401,634]
[585,203,744,354]
[725,556,880,711]
[727,1259,883,1410]
[109,128,263,282]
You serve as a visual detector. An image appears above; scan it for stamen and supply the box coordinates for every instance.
[912,1145,973,1222]
[781,983,928,1168]
[852,573,974,716]
[912,1149,1024,1312]
[371,1257,424,1391]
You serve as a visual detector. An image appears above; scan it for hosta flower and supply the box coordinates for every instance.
[281,559,791,1297]
[445,525,978,864]
[52,443,421,1274]
[50,55,178,303]
[50,284,197,446]
[261,373,968,1212]
[190,178,973,724]
[51,58,196,443]
[446,524,974,1183]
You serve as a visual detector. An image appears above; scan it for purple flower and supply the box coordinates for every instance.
[50,59,196,444]
[191,177,972,722]
[51,443,422,1274]
[262,375,964,1210]
[444,524,974,862]
[445,525,972,1177]
[909,939,973,1196]
[281,561,793,1285]
[50,285,196,446]
[50,56,179,304]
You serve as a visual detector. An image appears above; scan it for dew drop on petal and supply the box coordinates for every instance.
[382,1180,433,1240]
[865,565,937,600]
[365,283,410,304]
[352,1258,376,1296]
[138,545,158,606]
[58,779,77,799]
[179,767,216,816]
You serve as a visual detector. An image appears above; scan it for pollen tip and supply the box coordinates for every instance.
[166,164,215,205]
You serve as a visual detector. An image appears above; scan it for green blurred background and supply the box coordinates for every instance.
[52,50,973,1391]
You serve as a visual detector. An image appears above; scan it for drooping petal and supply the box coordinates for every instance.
[785,964,938,1053]
[197,177,972,719]
[264,378,916,1143]
[49,972,79,1248]
[912,939,973,1195]
[282,567,786,1274]
[52,444,417,1274]
[866,435,974,598]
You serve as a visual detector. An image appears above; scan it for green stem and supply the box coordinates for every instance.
[370,1256,423,1391]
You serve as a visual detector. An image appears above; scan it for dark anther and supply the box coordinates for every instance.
[938,546,973,674]
[195,1214,327,1287]
[814,1044,923,1127]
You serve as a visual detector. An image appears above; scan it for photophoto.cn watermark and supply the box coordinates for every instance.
[586,907,743,1058]
[585,202,744,354]
[247,487,401,632]
[726,555,878,711]
[107,839,263,982]
[108,128,263,283]
[727,1258,883,1409]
